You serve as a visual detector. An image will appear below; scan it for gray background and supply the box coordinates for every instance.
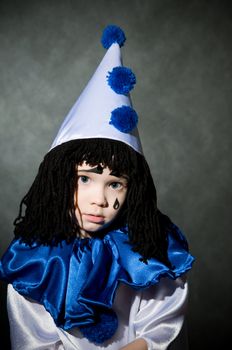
[0,0,231,348]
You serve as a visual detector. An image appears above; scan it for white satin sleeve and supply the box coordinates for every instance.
[133,277,188,350]
[7,284,64,350]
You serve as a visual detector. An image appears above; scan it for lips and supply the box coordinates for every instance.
[84,214,105,224]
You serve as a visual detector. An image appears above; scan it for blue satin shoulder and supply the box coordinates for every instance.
[0,222,194,342]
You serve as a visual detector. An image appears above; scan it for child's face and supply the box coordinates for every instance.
[74,162,128,237]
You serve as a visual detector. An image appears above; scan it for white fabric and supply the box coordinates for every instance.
[50,43,143,154]
[7,277,188,350]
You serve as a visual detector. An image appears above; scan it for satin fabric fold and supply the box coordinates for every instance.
[7,279,189,350]
[0,221,194,343]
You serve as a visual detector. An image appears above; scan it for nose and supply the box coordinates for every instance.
[91,188,108,207]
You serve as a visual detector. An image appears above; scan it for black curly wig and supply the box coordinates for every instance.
[14,138,172,266]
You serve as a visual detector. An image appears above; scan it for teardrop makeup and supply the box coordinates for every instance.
[113,198,120,210]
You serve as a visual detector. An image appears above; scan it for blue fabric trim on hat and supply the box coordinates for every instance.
[101,25,126,49]
[107,67,136,95]
[109,105,138,133]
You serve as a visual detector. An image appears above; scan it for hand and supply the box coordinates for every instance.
[120,338,148,350]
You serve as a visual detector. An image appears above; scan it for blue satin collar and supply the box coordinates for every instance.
[0,222,194,343]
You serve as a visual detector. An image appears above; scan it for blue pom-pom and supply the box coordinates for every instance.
[109,106,138,133]
[107,66,136,95]
[79,309,118,344]
[101,25,126,49]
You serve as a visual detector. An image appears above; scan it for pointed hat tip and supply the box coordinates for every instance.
[101,25,126,49]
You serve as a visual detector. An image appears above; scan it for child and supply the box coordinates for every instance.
[0,25,194,350]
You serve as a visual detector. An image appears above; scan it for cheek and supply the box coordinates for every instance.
[74,187,87,209]
[121,189,128,202]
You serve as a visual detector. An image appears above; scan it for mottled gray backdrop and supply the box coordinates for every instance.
[0,0,231,348]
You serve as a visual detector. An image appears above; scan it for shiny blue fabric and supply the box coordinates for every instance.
[0,222,194,343]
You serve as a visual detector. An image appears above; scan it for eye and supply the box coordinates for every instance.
[78,175,90,184]
[110,182,123,190]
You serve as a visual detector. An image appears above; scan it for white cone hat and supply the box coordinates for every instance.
[50,25,143,154]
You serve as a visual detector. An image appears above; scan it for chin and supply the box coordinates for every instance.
[81,223,107,235]
[84,223,113,237]
[79,217,121,238]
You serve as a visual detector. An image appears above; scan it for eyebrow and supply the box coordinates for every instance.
[78,167,128,180]
[78,165,104,174]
